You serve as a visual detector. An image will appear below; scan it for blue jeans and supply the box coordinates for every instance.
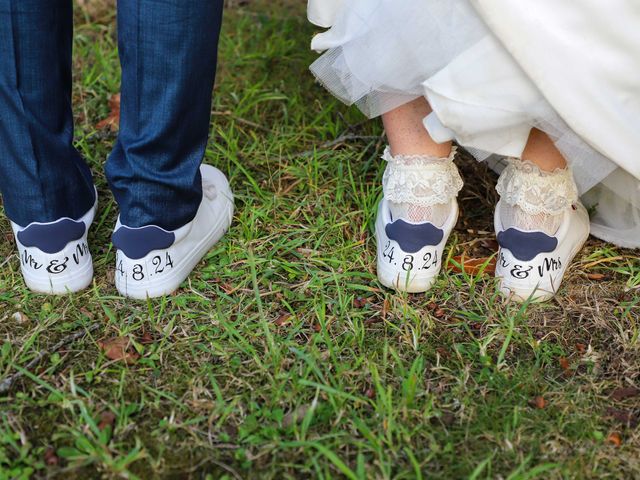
[0,0,223,230]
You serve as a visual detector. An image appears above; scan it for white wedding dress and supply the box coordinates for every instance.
[308,0,640,248]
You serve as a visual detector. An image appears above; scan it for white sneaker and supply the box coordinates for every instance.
[375,146,462,293]
[376,198,458,292]
[494,159,590,302]
[11,196,97,295]
[112,164,234,299]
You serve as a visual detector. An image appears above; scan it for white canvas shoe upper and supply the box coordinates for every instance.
[494,159,590,301]
[112,164,234,299]
[376,147,462,293]
[11,195,97,295]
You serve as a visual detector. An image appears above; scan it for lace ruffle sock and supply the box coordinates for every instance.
[376,147,463,292]
[494,159,590,302]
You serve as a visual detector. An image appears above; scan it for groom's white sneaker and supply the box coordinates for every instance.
[11,197,97,295]
[375,146,463,293]
[494,159,590,302]
[112,164,234,299]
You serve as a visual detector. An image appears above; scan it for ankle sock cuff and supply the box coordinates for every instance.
[382,146,463,207]
[496,158,578,216]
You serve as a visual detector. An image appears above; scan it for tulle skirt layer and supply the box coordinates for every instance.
[309,0,640,248]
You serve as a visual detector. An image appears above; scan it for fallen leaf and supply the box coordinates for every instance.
[381,299,390,319]
[44,446,59,466]
[586,273,607,281]
[98,411,116,431]
[98,337,139,364]
[611,387,640,401]
[607,432,622,447]
[436,347,450,359]
[559,357,570,372]
[138,331,154,345]
[604,407,639,428]
[529,396,546,409]
[448,255,496,275]
[274,313,291,327]
[575,343,586,354]
[96,93,120,131]
[353,297,368,308]
[434,308,446,319]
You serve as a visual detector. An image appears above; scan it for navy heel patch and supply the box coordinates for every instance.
[18,219,86,254]
[497,228,558,262]
[385,220,444,254]
[112,226,175,260]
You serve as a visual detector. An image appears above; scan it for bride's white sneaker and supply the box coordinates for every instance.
[112,164,234,300]
[375,147,462,293]
[11,196,97,294]
[494,159,590,302]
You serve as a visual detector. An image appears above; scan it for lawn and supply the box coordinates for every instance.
[1,1,640,479]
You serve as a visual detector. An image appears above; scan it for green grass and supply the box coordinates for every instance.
[1,2,640,478]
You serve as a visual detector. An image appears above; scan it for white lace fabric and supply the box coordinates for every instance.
[496,158,578,216]
[382,146,463,207]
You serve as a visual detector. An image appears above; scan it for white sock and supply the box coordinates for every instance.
[382,146,463,226]
[496,158,579,235]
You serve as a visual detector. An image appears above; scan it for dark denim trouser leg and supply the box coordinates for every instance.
[0,0,95,227]
[106,0,224,231]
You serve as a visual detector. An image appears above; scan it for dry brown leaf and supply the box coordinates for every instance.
[586,273,607,281]
[611,387,640,401]
[559,357,570,372]
[381,298,390,319]
[448,255,496,275]
[98,336,139,364]
[44,446,59,467]
[98,410,117,431]
[605,407,639,428]
[353,297,368,308]
[274,313,291,327]
[575,343,586,354]
[529,396,546,409]
[138,331,155,345]
[607,432,622,447]
[96,93,120,131]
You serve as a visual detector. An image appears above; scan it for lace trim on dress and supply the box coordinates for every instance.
[496,158,578,216]
[382,146,463,206]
